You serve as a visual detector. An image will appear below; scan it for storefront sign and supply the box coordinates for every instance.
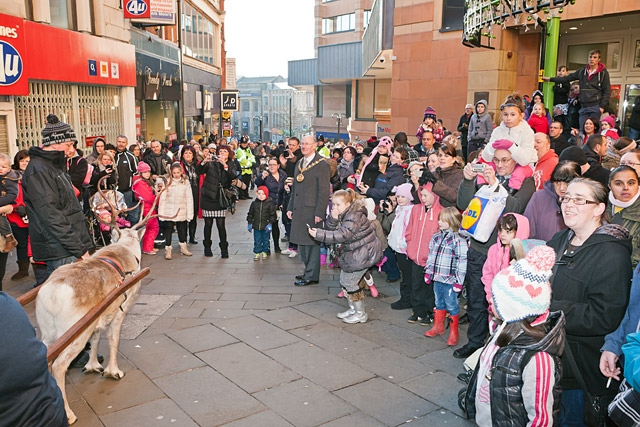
[124,0,151,19]
[221,91,238,111]
[0,14,27,95]
[129,0,176,25]
[85,135,106,147]
[136,52,180,101]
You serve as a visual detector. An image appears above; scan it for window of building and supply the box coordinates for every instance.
[241,100,250,112]
[322,13,355,34]
[263,96,269,106]
[181,2,218,66]
[364,10,372,29]
[566,42,621,72]
[50,0,75,30]
[356,79,391,120]
[441,0,464,32]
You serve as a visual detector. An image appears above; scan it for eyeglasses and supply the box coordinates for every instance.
[493,157,514,165]
[620,161,640,167]
[558,196,599,205]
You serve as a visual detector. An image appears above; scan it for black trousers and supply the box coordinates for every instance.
[10,224,29,262]
[395,252,413,305]
[271,219,281,251]
[410,259,434,318]
[240,174,251,198]
[165,221,187,245]
[464,247,489,349]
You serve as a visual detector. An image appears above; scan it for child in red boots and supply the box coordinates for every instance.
[423,207,468,345]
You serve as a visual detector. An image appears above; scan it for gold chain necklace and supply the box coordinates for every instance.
[296,158,324,182]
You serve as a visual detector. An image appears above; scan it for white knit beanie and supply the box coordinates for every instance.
[491,245,555,324]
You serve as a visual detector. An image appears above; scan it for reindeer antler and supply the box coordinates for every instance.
[133,174,179,230]
[94,176,140,237]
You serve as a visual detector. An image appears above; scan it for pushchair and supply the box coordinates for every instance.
[86,187,130,248]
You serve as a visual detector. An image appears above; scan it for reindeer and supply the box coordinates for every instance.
[35,176,171,425]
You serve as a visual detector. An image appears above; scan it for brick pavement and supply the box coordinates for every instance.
[6,195,475,427]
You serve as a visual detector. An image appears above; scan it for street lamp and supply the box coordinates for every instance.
[253,115,264,141]
[331,113,345,143]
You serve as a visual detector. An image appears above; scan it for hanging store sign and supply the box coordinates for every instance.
[124,0,151,19]
[128,0,176,26]
[221,91,239,111]
[0,14,27,95]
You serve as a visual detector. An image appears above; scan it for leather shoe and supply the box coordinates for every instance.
[189,238,198,244]
[294,279,319,286]
[453,344,481,359]
[295,274,305,280]
[390,299,412,310]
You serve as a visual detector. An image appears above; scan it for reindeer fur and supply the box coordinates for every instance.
[36,227,143,425]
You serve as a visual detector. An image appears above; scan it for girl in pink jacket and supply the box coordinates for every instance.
[404,183,443,325]
[132,161,159,255]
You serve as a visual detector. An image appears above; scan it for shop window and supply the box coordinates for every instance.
[322,13,355,34]
[50,0,75,30]
[633,40,640,69]
[356,79,390,120]
[566,42,621,72]
[441,0,464,32]
[181,2,218,66]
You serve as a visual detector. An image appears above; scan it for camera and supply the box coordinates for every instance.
[284,150,292,158]
[472,163,485,173]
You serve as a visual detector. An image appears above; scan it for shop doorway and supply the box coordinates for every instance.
[622,84,640,138]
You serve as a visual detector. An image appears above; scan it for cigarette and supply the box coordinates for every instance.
[606,377,612,388]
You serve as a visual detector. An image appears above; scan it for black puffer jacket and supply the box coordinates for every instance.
[314,200,383,272]
[22,147,93,261]
[196,160,235,211]
[547,224,632,396]
[246,198,276,231]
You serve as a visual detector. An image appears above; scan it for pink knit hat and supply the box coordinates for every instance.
[393,183,414,202]
[377,136,393,149]
[137,161,151,173]
[423,106,437,121]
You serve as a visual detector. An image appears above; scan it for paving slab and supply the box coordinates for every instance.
[214,315,300,351]
[167,323,238,353]
[200,308,266,319]
[119,334,206,379]
[129,294,182,315]
[289,322,381,357]
[197,342,301,393]
[410,408,475,426]
[334,377,437,426]
[255,307,321,330]
[219,410,294,427]
[350,319,446,358]
[99,398,199,427]
[190,299,246,310]
[349,346,433,384]
[265,341,374,391]
[320,412,387,427]
[400,371,466,417]
[154,366,264,427]
[253,379,355,427]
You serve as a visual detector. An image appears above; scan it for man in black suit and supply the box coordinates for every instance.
[287,136,331,286]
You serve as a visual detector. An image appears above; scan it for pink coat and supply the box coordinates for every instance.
[482,213,530,305]
[132,175,156,216]
[405,184,443,267]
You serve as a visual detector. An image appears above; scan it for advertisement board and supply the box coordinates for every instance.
[0,13,27,95]
[129,0,176,26]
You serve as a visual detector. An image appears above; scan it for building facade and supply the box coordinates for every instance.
[0,0,137,157]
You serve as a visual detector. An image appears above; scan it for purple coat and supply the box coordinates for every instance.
[523,181,567,241]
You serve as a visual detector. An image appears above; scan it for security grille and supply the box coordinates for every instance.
[15,82,74,150]
[15,82,123,150]
[0,115,8,154]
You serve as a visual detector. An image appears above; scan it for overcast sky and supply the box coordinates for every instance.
[224,0,315,79]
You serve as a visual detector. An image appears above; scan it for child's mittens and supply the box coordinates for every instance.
[424,273,431,284]
[492,139,513,151]
[265,224,272,233]
[453,283,463,293]
[247,224,252,232]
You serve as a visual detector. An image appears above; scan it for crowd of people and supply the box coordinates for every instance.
[3,48,640,426]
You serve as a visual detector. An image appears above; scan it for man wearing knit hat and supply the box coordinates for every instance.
[558,145,610,188]
[22,114,93,276]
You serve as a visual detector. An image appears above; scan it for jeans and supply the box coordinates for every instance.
[122,190,140,225]
[381,246,401,280]
[464,247,489,349]
[45,255,79,277]
[558,389,585,426]
[253,229,270,254]
[629,127,640,142]
[434,281,460,315]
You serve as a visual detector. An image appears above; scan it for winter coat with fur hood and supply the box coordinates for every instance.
[314,199,383,273]
[485,121,537,167]
[405,184,443,267]
[156,176,194,222]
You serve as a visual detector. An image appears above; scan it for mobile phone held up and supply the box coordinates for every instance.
[472,163,485,173]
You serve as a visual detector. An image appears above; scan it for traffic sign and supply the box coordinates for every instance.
[221,91,238,111]
[124,0,151,19]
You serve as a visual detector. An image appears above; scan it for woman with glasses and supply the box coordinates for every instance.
[523,161,581,241]
[547,178,633,424]
[254,157,287,253]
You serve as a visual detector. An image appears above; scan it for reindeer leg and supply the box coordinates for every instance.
[52,332,94,425]
[83,328,104,374]
[103,311,126,379]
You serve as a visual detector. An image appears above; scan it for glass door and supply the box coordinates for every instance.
[622,84,640,137]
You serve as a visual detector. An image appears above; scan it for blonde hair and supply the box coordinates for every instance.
[439,207,462,232]
[333,188,358,205]
[97,151,115,164]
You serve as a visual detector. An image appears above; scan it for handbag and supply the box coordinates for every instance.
[460,182,508,243]
[218,184,234,210]
[564,341,616,426]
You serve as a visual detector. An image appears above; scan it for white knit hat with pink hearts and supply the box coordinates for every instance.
[491,245,555,324]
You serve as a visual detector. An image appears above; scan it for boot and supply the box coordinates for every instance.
[343,299,368,324]
[203,240,213,257]
[424,309,447,337]
[320,253,327,266]
[364,274,378,298]
[165,246,172,260]
[11,260,30,281]
[179,242,193,256]
[446,314,460,346]
[219,242,229,259]
[336,296,355,319]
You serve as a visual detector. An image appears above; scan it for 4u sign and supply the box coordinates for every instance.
[0,14,28,95]
[124,0,151,19]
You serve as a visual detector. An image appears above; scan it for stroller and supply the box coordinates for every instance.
[87,185,130,248]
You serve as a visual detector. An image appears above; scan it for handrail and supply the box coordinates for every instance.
[38,268,150,362]
[17,285,42,307]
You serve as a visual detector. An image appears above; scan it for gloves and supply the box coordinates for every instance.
[424,273,431,284]
[419,170,437,186]
[265,224,272,233]
[492,139,514,151]
[247,224,252,232]
[453,283,463,293]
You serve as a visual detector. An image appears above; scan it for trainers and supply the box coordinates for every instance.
[142,250,156,256]
[407,313,422,323]
[254,254,260,261]
[288,251,298,258]
[281,248,292,255]
[419,315,433,326]
[281,237,289,242]
[261,252,268,260]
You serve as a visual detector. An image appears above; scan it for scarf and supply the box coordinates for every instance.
[609,191,640,215]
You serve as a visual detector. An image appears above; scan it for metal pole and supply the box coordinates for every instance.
[543,15,561,108]
[289,97,292,137]
[337,117,340,142]
[259,117,263,141]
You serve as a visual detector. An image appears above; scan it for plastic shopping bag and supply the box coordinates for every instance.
[460,182,507,243]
